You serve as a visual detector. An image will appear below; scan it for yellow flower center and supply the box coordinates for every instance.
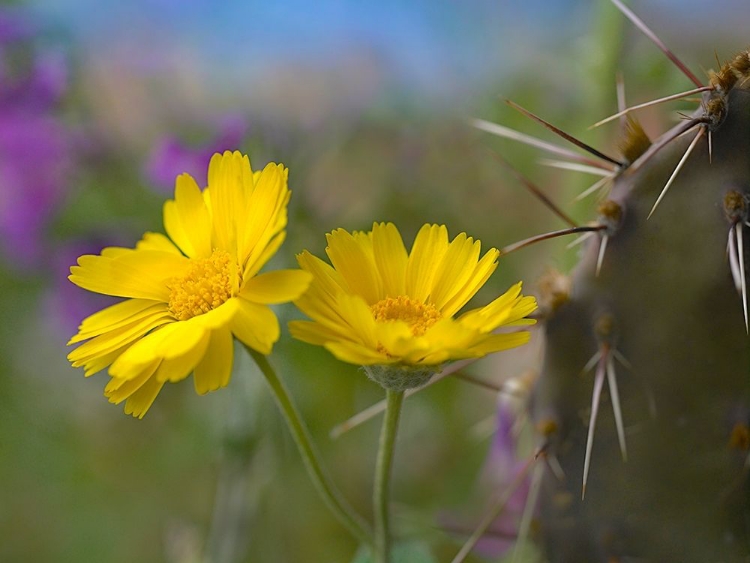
[370,296,441,336]
[168,249,236,321]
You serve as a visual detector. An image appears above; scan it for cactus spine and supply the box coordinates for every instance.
[526,48,750,561]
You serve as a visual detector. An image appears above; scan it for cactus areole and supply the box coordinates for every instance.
[530,52,750,561]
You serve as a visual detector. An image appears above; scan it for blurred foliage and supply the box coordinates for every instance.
[1,1,747,562]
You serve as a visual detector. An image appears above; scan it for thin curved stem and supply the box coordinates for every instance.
[451,449,543,563]
[373,389,405,563]
[246,346,374,548]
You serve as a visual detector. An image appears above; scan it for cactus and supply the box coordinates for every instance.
[481,6,750,562]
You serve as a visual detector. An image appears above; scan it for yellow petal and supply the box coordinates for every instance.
[167,173,213,258]
[109,324,179,380]
[373,320,421,359]
[292,294,353,339]
[324,340,391,365]
[68,310,172,364]
[458,282,536,331]
[241,269,312,304]
[372,222,408,297]
[405,224,448,302]
[163,200,191,256]
[230,298,279,354]
[243,230,286,281]
[439,249,499,318]
[466,331,532,356]
[105,359,160,401]
[124,375,165,419]
[208,151,252,253]
[335,293,378,348]
[424,318,479,348]
[155,321,209,361]
[430,234,482,311]
[325,228,382,304]
[69,299,164,344]
[288,320,345,346]
[294,250,348,313]
[153,327,210,383]
[136,232,183,254]
[189,297,240,330]
[503,295,538,326]
[239,162,289,268]
[193,326,234,395]
[70,249,188,301]
[81,342,132,377]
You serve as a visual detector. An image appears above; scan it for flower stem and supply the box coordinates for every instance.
[246,346,374,548]
[373,389,405,563]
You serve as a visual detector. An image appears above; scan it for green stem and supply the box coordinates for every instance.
[246,346,374,548]
[373,389,405,563]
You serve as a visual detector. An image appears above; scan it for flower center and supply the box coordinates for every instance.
[370,296,441,336]
[168,249,235,321]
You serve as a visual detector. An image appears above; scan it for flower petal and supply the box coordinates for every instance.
[81,342,132,377]
[372,222,408,297]
[230,298,279,355]
[440,249,500,317]
[70,249,189,300]
[240,162,289,272]
[243,230,286,281]
[293,250,348,323]
[431,234,482,310]
[193,326,234,395]
[124,375,166,419]
[164,173,213,258]
[241,269,312,304]
[136,232,183,254]
[466,331,532,356]
[208,151,254,254]
[105,359,160,402]
[459,282,537,332]
[68,299,164,344]
[288,320,345,346]
[153,327,211,383]
[405,224,448,302]
[68,309,173,366]
[373,320,423,359]
[324,340,391,365]
[325,228,382,304]
[109,323,180,380]
[335,293,378,348]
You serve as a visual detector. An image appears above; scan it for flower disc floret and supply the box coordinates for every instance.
[168,249,236,321]
[289,222,537,380]
[370,296,441,336]
[67,151,311,418]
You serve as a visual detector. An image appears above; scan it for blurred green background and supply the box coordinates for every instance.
[1,0,746,561]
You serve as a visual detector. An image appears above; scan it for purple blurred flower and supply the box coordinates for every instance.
[473,400,532,556]
[145,116,247,193]
[441,397,534,558]
[0,113,72,269]
[0,9,72,270]
[0,9,32,45]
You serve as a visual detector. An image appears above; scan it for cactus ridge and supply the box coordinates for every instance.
[478,5,750,561]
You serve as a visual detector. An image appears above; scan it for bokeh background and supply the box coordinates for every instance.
[1,1,747,561]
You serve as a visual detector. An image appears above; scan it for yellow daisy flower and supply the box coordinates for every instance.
[289,222,537,390]
[67,151,311,418]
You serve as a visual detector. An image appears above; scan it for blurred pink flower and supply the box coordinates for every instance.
[0,9,73,269]
[144,116,247,192]
[472,400,532,556]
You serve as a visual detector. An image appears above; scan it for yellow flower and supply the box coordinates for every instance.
[67,151,311,418]
[289,223,537,387]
